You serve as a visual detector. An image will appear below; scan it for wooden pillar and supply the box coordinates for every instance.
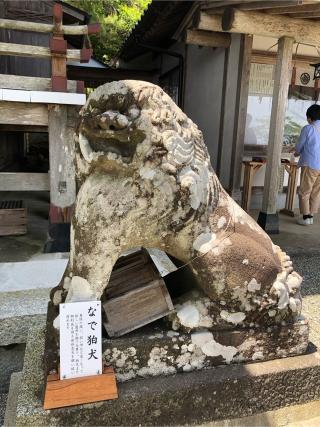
[230,34,253,202]
[217,34,242,189]
[217,34,252,198]
[46,104,77,252]
[258,36,293,234]
[51,3,67,92]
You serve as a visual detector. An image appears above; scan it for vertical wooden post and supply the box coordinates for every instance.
[51,3,67,92]
[230,34,253,202]
[258,36,293,234]
[217,34,252,196]
[217,34,242,189]
[46,105,77,252]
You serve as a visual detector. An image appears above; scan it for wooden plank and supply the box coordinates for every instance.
[0,102,48,126]
[0,225,26,236]
[230,34,253,201]
[0,74,77,92]
[43,367,118,410]
[0,211,26,226]
[103,280,174,337]
[186,29,231,48]
[261,36,294,214]
[0,42,81,61]
[0,173,49,191]
[48,105,76,210]
[0,202,27,236]
[198,9,320,46]
[0,18,99,36]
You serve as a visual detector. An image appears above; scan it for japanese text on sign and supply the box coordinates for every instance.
[60,301,102,380]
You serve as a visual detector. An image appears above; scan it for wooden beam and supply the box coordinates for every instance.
[198,9,320,46]
[186,29,231,48]
[197,13,223,32]
[202,1,260,9]
[0,18,100,36]
[261,37,294,218]
[0,74,77,92]
[0,102,48,126]
[201,0,301,10]
[0,173,49,191]
[265,3,320,14]
[287,11,320,18]
[251,50,319,66]
[0,124,48,132]
[238,1,303,11]
[0,42,81,61]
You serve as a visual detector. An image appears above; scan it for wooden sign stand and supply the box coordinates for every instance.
[44,367,118,410]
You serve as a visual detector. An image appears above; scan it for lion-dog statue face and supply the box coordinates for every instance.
[51,80,303,331]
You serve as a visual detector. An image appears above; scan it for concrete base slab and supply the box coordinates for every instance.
[12,324,320,426]
[4,372,22,427]
[0,289,47,345]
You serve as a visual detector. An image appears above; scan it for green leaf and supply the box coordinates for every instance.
[66,0,151,64]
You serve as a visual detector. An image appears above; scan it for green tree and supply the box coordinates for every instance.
[66,0,150,63]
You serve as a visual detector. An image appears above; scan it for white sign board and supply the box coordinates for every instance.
[59,301,102,380]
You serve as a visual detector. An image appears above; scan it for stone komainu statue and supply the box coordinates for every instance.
[51,80,302,331]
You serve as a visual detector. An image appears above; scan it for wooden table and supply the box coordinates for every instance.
[241,159,298,215]
[241,160,265,212]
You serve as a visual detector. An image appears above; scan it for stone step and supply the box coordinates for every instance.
[0,288,48,345]
[11,324,320,426]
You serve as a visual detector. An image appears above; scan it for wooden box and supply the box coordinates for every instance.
[103,249,174,337]
[0,200,27,236]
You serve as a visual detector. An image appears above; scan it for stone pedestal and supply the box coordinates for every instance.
[7,324,320,426]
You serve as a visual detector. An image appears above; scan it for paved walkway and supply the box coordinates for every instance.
[250,210,320,349]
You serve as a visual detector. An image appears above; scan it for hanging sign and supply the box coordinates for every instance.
[249,63,274,96]
[59,301,102,380]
